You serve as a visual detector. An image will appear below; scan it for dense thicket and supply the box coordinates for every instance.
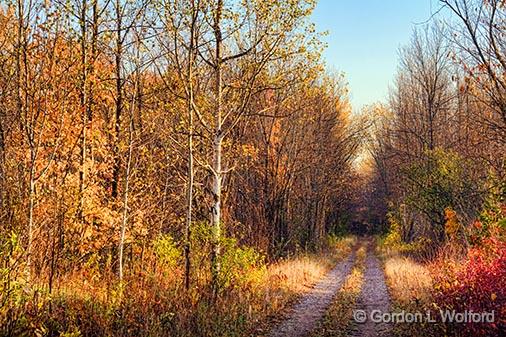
[366,0,505,248]
[0,0,361,297]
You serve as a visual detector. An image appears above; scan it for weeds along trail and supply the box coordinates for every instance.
[267,249,356,337]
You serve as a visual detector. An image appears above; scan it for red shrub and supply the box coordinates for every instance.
[434,238,506,336]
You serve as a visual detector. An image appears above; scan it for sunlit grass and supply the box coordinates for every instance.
[379,241,442,337]
[252,235,357,334]
[267,256,333,294]
[266,235,356,294]
[384,256,432,305]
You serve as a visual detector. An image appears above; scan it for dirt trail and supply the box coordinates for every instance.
[348,245,391,337]
[267,252,355,337]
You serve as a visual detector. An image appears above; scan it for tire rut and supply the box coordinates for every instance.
[267,251,356,337]
[348,245,391,337]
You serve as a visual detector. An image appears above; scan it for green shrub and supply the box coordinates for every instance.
[404,148,482,241]
[187,221,266,290]
[153,234,181,269]
[218,237,266,290]
[379,213,433,258]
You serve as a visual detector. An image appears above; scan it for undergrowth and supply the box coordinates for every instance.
[0,233,356,337]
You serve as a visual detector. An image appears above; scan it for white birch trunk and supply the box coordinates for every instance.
[118,107,133,282]
[210,0,223,295]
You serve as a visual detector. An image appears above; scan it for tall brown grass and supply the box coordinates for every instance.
[383,256,432,305]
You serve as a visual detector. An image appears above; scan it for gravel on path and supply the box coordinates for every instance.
[348,245,391,337]
[268,252,356,337]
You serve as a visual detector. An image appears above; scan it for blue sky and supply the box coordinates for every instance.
[311,0,439,111]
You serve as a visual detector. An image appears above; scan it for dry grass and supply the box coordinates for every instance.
[267,256,334,294]
[266,235,356,295]
[252,236,357,335]
[384,256,432,305]
[329,235,357,258]
[380,243,443,337]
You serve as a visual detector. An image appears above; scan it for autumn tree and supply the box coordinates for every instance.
[441,0,506,141]
[369,23,503,243]
[179,0,322,293]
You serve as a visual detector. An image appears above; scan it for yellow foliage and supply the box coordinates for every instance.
[444,207,460,237]
[241,144,258,159]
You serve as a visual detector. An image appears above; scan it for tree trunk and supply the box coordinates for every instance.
[78,0,88,222]
[210,0,223,297]
[118,96,134,282]
[184,0,198,291]
[26,162,35,279]
[112,0,123,199]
